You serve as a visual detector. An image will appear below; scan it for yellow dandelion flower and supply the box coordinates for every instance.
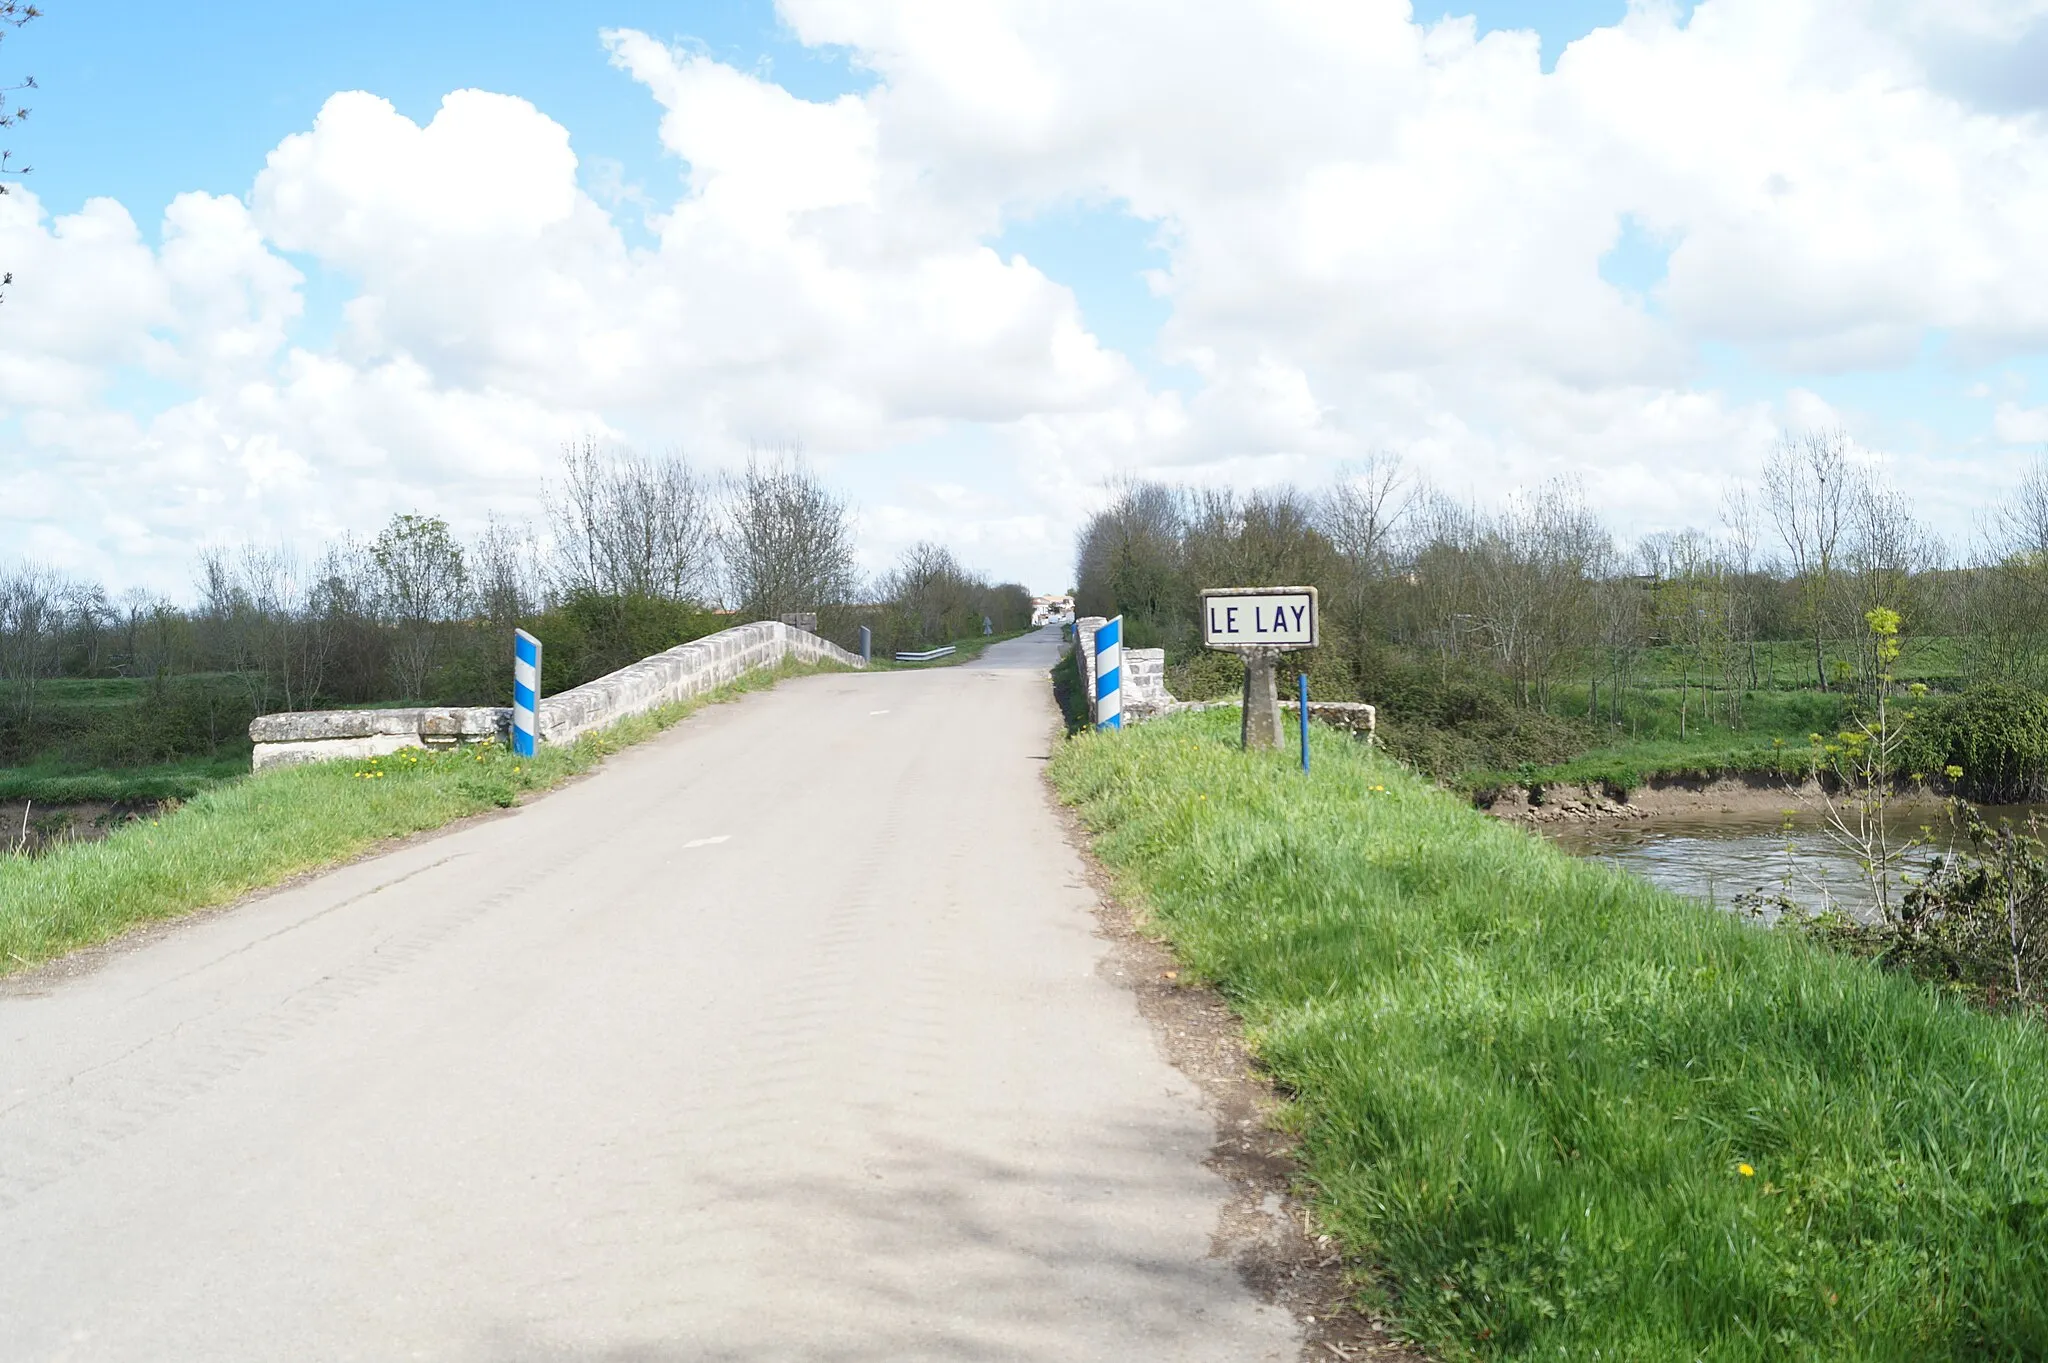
[1738,1163,1754,1177]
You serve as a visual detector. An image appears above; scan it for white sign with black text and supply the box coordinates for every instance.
[1200,587,1319,651]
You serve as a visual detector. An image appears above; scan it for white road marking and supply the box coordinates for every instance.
[683,835,731,848]
[870,709,890,715]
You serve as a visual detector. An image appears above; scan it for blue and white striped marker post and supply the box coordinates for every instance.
[1094,615,1123,731]
[512,629,542,758]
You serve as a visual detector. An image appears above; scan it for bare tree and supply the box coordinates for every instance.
[0,1,42,302]
[0,560,61,725]
[880,542,979,645]
[1641,529,1732,737]
[547,440,715,603]
[1721,483,1766,690]
[720,449,859,621]
[1182,486,1332,593]
[1590,568,1646,728]
[471,515,541,629]
[1995,453,2048,564]
[60,575,112,676]
[1763,429,1854,690]
[1401,489,1481,682]
[116,587,181,696]
[1468,480,1604,708]
[1845,473,1937,692]
[194,545,335,713]
[1319,453,1412,573]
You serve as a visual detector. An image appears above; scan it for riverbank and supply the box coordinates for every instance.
[1480,770,1817,822]
[1050,707,2048,1360]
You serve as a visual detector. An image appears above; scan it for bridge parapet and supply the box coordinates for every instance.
[250,620,864,771]
[1073,617,1173,720]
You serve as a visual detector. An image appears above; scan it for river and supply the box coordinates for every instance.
[1544,802,2045,924]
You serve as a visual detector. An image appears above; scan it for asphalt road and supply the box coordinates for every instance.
[0,627,1297,1362]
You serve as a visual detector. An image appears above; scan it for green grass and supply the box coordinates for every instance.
[1456,738,1818,796]
[0,658,845,975]
[0,756,250,805]
[1051,709,2048,1360]
[1618,637,1972,692]
[1446,688,1850,794]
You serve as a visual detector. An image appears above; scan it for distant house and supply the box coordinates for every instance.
[1030,594,1076,626]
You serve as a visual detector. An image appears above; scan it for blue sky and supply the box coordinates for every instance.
[21,0,1637,373]
[23,3,1647,218]
[4,0,2044,593]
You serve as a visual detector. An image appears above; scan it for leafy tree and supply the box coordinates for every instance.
[371,514,467,700]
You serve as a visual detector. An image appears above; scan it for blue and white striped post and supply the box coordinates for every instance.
[512,629,542,758]
[1094,615,1123,731]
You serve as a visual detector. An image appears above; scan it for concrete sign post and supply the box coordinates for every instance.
[1200,587,1318,751]
[512,629,542,758]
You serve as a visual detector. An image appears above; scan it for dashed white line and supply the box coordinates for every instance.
[683,835,731,849]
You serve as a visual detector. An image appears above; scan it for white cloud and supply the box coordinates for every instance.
[3,0,2047,591]
[1995,401,2048,444]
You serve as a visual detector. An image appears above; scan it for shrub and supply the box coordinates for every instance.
[1913,683,2048,804]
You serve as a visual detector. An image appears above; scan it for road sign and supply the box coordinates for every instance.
[1200,587,1317,751]
[1200,587,1318,651]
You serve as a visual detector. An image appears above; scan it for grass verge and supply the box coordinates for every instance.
[0,658,845,976]
[1050,708,2048,1360]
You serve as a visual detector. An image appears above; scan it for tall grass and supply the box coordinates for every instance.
[0,659,842,974]
[1051,709,2048,1360]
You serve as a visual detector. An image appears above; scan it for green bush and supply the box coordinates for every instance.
[1909,683,2048,803]
[509,592,727,697]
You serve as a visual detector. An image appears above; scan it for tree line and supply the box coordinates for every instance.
[1075,432,2048,774]
[0,446,1031,768]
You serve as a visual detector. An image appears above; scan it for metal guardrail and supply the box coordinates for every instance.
[893,645,958,662]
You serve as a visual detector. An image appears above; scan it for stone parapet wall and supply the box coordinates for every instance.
[249,707,505,772]
[1072,616,1172,720]
[250,621,864,771]
[536,621,860,745]
[1074,616,1106,701]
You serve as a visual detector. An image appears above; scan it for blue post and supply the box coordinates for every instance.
[859,625,872,664]
[513,629,541,758]
[1298,672,1310,774]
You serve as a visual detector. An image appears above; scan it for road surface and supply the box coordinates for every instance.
[0,627,1297,1361]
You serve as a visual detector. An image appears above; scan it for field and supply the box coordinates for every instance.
[1051,708,2048,1360]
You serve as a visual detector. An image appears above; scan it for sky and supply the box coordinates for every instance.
[3,0,2047,597]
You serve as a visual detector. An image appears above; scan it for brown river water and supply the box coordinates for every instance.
[1544,802,2046,924]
